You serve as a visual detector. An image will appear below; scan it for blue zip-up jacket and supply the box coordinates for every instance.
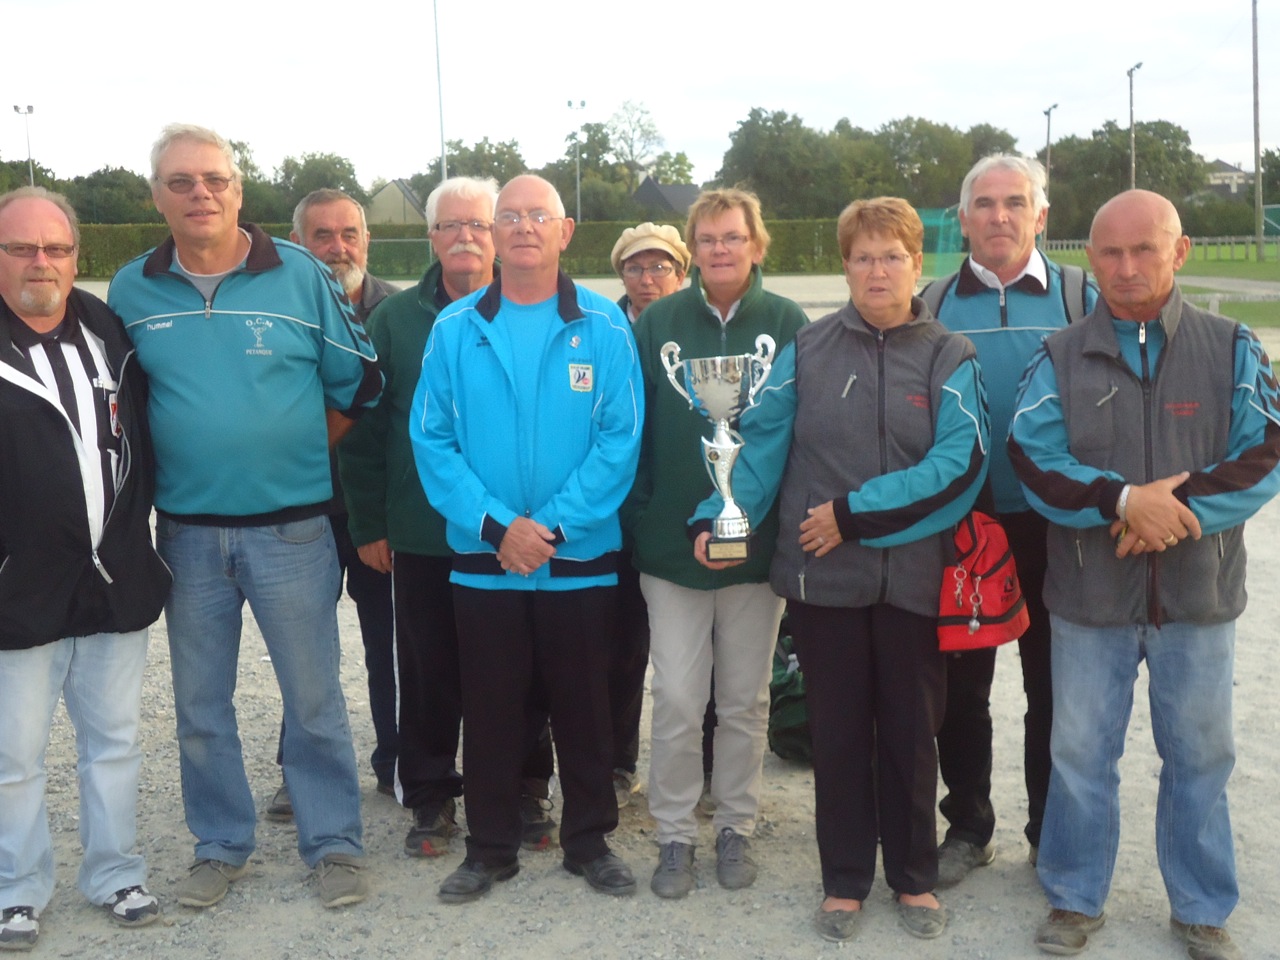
[693,299,989,614]
[930,253,1096,514]
[410,271,643,591]
[1009,286,1280,625]
[108,224,382,522]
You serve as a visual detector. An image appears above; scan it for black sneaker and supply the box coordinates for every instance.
[519,794,559,851]
[404,797,459,857]
[103,886,161,928]
[0,906,38,950]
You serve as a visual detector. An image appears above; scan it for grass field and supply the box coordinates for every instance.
[1050,247,1280,282]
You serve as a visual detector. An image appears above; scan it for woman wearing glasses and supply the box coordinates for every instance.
[629,189,806,900]
[690,197,989,942]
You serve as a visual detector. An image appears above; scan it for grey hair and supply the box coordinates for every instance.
[292,189,367,240]
[149,123,243,182]
[0,185,81,246]
[960,154,1049,216]
[425,176,500,229]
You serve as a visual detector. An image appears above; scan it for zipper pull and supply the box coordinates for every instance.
[798,571,806,601]
[91,551,115,584]
[842,373,856,398]
[204,300,212,319]
[1139,322,1146,345]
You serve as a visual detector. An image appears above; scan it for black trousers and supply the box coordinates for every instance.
[392,554,553,810]
[936,509,1052,847]
[790,601,945,900]
[607,554,650,774]
[453,585,617,866]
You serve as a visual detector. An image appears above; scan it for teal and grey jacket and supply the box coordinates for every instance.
[109,224,382,522]
[1009,286,1280,626]
[692,298,989,615]
[930,253,1097,514]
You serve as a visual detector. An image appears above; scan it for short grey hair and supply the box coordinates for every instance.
[149,123,243,182]
[424,176,499,229]
[0,185,81,246]
[960,154,1049,217]
[292,189,367,240]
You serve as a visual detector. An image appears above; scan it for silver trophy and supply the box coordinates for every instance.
[661,334,776,561]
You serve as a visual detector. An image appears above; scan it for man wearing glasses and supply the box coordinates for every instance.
[410,174,643,903]
[107,124,382,911]
[0,187,171,950]
[339,176,556,861]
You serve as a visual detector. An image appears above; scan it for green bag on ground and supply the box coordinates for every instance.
[768,624,812,764]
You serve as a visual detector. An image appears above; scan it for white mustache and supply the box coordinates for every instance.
[448,242,485,256]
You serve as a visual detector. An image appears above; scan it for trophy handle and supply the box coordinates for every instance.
[747,334,776,406]
[659,341,693,407]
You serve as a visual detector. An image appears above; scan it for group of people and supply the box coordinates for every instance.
[0,122,1274,960]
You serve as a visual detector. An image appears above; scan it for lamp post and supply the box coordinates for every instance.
[568,99,586,222]
[1127,62,1142,189]
[1043,103,1058,248]
[432,0,447,182]
[13,105,34,187]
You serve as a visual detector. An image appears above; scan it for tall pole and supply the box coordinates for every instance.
[1127,62,1142,190]
[1043,103,1058,248]
[432,0,447,182]
[1254,0,1265,262]
[568,100,586,222]
[13,105,34,187]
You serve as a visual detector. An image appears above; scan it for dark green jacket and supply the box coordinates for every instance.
[628,265,806,588]
[338,261,451,555]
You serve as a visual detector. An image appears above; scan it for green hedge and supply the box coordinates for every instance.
[76,214,964,278]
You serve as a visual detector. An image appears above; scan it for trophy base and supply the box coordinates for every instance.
[706,536,750,561]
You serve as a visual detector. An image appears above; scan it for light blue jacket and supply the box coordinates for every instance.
[410,271,643,591]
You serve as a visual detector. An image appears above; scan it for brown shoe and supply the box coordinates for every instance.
[1034,908,1105,955]
[1170,918,1243,960]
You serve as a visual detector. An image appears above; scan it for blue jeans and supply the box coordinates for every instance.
[1038,614,1237,926]
[156,516,363,868]
[0,630,149,911]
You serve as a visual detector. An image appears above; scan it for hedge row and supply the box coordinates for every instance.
[77,216,965,279]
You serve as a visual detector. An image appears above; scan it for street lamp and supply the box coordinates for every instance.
[13,105,34,187]
[432,0,447,182]
[568,100,586,222]
[1043,103,1058,248]
[1127,62,1142,190]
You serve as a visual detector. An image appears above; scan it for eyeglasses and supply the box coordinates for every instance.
[694,233,750,252]
[160,175,235,194]
[848,253,914,271]
[0,241,77,259]
[622,262,676,279]
[495,210,562,229]
[433,219,492,236]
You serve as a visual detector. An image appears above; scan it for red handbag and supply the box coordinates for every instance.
[938,511,1030,652]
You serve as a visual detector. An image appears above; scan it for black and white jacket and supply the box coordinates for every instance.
[0,288,170,650]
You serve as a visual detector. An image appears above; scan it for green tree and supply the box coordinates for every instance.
[61,167,160,224]
[607,101,664,192]
[1246,148,1279,207]
[0,158,57,192]
[716,108,831,218]
[652,151,695,185]
[1041,120,1206,238]
[411,138,527,199]
[275,152,368,210]
[967,123,1019,164]
[874,117,972,208]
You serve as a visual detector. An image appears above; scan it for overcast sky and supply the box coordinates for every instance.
[3,0,1274,190]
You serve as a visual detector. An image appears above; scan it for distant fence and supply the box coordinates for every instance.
[1047,236,1280,262]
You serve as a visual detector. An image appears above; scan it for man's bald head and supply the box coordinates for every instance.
[1086,190,1190,323]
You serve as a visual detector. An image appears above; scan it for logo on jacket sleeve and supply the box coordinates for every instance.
[246,318,273,355]
[569,363,593,391]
